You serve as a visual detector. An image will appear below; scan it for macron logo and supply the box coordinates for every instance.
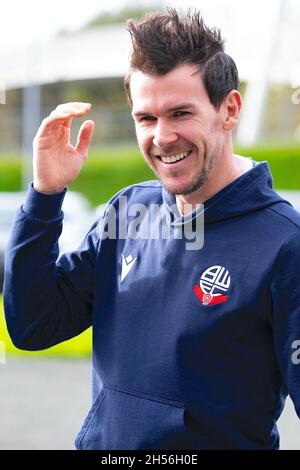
[121,254,137,282]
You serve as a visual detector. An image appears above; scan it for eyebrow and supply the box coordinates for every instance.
[132,103,196,117]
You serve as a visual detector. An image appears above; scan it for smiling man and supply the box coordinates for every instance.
[129,64,244,213]
[4,9,300,450]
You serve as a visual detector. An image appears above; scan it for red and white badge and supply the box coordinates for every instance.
[194,265,230,306]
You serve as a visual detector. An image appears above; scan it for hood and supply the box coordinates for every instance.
[162,160,291,225]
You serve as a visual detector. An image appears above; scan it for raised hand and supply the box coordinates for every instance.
[32,102,95,194]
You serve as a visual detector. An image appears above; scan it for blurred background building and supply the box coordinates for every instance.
[0,0,300,160]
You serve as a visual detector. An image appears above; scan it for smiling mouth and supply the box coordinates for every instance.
[158,149,192,164]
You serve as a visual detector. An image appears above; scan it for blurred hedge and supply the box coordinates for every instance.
[0,145,299,206]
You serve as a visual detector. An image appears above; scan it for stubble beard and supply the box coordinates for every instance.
[159,170,207,196]
[159,151,218,196]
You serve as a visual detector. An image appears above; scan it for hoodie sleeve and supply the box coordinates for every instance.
[3,183,100,351]
[270,231,300,418]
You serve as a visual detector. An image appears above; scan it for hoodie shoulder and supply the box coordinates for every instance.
[267,201,300,232]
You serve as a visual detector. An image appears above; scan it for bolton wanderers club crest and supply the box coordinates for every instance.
[194,265,230,306]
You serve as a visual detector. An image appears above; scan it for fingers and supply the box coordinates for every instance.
[54,102,91,116]
[75,120,95,157]
[36,102,92,136]
[49,102,91,127]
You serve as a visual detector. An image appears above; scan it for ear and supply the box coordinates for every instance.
[222,90,242,131]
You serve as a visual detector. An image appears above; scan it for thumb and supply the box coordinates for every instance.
[75,120,95,157]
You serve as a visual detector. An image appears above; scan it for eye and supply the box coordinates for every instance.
[173,111,190,118]
[140,115,156,122]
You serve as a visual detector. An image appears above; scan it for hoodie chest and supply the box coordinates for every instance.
[112,222,275,325]
[93,216,279,391]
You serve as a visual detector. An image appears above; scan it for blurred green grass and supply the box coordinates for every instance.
[0,295,92,356]
[0,143,299,356]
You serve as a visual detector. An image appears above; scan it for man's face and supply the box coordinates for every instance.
[130,63,227,196]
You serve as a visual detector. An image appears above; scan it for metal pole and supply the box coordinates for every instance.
[21,84,41,190]
[235,0,286,146]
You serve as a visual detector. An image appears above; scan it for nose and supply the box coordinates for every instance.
[152,120,178,148]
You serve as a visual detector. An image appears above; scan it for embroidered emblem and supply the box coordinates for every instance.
[194,265,230,306]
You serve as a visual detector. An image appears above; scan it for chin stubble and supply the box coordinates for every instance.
[161,152,217,196]
[161,171,208,196]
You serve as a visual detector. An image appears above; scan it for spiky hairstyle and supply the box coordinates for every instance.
[124,8,239,109]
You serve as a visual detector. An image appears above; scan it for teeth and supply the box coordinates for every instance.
[160,150,191,164]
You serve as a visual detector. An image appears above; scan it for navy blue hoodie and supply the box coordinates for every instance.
[3,159,300,450]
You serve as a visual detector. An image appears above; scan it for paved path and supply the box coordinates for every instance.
[0,358,90,450]
[0,358,299,450]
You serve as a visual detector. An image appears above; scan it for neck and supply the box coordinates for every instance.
[176,152,251,216]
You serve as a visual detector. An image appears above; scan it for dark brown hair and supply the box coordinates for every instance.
[124,8,239,109]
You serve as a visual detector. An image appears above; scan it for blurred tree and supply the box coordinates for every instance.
[56,3,162,36]
[82,4,162,28]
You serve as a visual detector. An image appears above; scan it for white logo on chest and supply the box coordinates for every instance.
[121,254,137,282]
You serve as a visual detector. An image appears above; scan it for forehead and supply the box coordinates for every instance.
[130,64,211,114]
